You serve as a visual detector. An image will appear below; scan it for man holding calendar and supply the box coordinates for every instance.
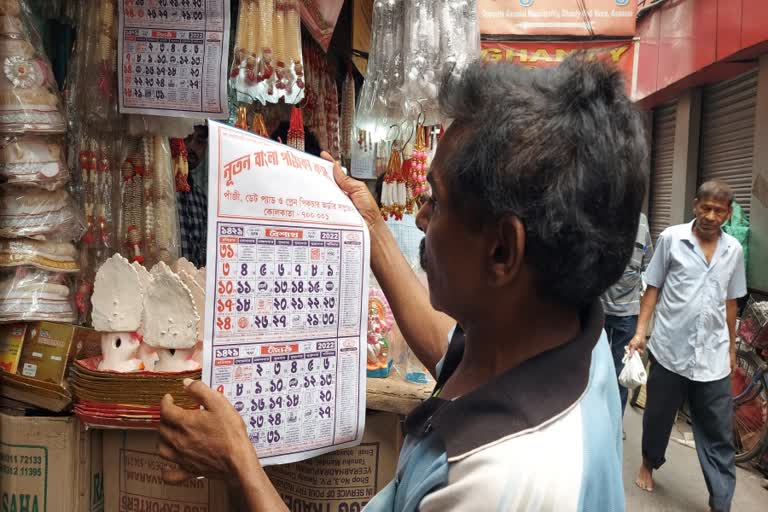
[159,56,646,511]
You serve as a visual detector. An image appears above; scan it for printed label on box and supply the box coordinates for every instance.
[21,363,37,377]
[267,442,382,511]
[119,448,213,511]
[0,442,47,512]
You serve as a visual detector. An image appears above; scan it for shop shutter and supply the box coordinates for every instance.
[699,68,758,218]
[648,102,677,242]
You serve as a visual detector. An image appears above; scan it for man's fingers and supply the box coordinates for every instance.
[160,393,188,428]
[162,466,196,484]
[323,151,359,195]
[158,421,179,446]
[158,440,197,482]
[183,379,225,411]
[158,439,179,464]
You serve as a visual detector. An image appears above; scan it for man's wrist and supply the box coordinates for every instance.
[369,218,399,273]
[227,438,261,481]
[368,216,388,244]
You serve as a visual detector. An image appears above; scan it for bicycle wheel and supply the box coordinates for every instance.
[732,349,768,463]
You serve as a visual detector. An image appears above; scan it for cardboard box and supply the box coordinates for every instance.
[103,430,230,511]
[0,412,103,512]
[265,411,403,511]
[0,324,26,374]
[18,322,101,384]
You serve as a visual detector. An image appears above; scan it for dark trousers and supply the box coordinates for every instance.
[604,314,637,414]
[642,354,736,512]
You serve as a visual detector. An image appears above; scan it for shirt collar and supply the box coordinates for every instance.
[681,220,732,261]
[404,300,604,461]
[680,220,697,242]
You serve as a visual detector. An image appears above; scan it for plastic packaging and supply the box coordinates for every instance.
[325,73,340,158]
[340,68,355,164]
[67,0,119,127]
[0,266,74,322]
[437,0,480,81]
[402,261,436,385]
[303,40,325,147]
[0,238,78,273]
[0,184,83,241]
[117,135,181,268]
[404,345,431,384]
[618,348,647,389]
[402,0,479,123]
[126,115,198,139]
[0,134,67,189]
[74,134,118,251]
[723,201,750,272]
[0,0,66,134]
[401,0,440,119]
[355,0,404,138]
[230,0,305,105]
[357,0,479,134]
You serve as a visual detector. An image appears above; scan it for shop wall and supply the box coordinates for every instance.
[647,60,768,293]
[635,0,768,106]
[480,40,637,95]
[748,55,768,292]
[477,0,637,38]
[670,91,701,227]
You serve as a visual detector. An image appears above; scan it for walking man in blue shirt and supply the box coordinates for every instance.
[629,181,747,512]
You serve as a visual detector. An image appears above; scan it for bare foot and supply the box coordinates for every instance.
[635,463,654,492]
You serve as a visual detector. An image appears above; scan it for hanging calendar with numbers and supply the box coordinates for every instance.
[117,0,231,118]
[204,121,370,465]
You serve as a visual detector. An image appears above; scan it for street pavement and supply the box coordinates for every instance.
[623,406,768,511]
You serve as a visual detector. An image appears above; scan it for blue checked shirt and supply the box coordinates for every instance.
[176,161,208,268]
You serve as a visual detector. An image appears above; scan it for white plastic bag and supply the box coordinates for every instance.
[618,348,647,389]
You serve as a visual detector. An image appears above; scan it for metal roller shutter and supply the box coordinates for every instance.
[699,68,758,218]
[649,102,677,242]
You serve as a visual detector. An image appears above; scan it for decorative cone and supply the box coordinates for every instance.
[287,106,305,152]
[170,138,190,193]
[251,112,269,137]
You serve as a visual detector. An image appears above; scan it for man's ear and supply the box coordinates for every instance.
[487,216,525,287]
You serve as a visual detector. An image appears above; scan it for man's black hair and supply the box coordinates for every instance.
[696,180,734,205]
[438,55,648,307]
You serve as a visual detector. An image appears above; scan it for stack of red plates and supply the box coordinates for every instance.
[70,356,200,429]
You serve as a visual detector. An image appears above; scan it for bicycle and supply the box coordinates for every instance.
[732,344,768,463]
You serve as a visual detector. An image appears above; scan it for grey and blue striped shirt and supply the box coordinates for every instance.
[601,213,654,317]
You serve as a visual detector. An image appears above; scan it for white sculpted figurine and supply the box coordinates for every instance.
[91,254,145,372]
[140,262,200,372]
[91,254,205,373]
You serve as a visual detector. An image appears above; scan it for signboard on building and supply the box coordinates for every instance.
[478,0,637,37]
[481,40,637,96]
